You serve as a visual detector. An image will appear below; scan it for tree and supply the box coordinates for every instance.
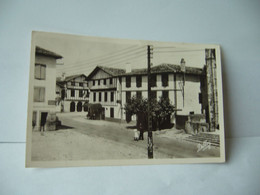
[124,96,175,131]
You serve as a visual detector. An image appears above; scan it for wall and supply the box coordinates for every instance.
[121,73,202,117]
[33,55,57,129]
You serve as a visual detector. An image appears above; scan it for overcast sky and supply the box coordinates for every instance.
[33,31,213,77]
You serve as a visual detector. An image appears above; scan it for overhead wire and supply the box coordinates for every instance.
[61,45,147,68]
[57,47,147,72]
[57,51,147,74]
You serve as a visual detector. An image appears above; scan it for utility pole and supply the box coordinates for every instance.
[147,45,153,159]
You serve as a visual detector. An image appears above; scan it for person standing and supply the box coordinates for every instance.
[139,123,144,140]
[40,118,46,135]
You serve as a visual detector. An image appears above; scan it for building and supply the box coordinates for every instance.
[32,46,63,131]
[205,48,219,131]
[87,63,205,125]
[86,48,219,132]
[120,63,204,127]
[56,74,89,112]
[87,66,125,120]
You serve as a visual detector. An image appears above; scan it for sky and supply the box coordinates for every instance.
[33,31,213,77]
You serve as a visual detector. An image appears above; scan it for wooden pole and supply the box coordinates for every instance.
[147,45,153,159]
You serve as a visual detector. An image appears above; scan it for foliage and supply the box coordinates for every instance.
[124,96,175,117]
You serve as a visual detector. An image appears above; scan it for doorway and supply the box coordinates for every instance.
[77,101,82,112]
[70,102,75,112]
[110,107,114,118]
[40,112,48,129]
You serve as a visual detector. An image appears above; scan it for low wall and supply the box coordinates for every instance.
[185,121,209,134]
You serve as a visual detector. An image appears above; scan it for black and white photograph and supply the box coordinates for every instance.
[26,31,225,167]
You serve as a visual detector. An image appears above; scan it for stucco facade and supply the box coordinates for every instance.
[32,47,63,131]
[87,64,205,125]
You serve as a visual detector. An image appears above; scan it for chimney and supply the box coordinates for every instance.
[180,58,186,72]
[125,62,132,73]
[61,72,66,81]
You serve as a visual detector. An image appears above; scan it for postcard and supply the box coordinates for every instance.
[26,31,225,167]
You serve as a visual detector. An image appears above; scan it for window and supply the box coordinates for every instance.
[104,79,107,85]
[105,92,108,102]
[79,82,83,87]
[162,91,169,99]
[99,92,102,102]
[93,92,96,102]
[111,92,114,102]
[151,74,157,87]
[136,91,142,99]
[110,78,113,85]
[71,89,75,97]
[34,87,45,102]
[136,76,142,88]
[93,80,95,86]
[199,93,202,103]
[34,64,46,80]
[151,91,157,100]
[126,76,131,88]
[71,82,75,86]
[32,111,37,127]
[61,89,66,99]
[98,80,100,85]
[79,90,83,97]
[85,90,89,98]
[126,91,131,103]
[162,74,168,87]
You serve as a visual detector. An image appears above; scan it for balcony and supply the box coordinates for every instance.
[88,82,117,91]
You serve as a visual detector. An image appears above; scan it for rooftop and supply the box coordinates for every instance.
[36,46,63,59]
[87,66,126,79]
[97,66,126,76]
[122,63,203,76]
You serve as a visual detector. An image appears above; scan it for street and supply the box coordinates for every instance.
[31,112,220,161]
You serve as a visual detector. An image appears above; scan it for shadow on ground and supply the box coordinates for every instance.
[57,125,74,130]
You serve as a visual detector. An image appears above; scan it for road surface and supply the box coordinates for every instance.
[54,113,220,159]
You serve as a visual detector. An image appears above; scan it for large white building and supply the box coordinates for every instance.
[32,46,63,131]
[87,66,125,120]
[120,63,204,125]
[87,63,206,128]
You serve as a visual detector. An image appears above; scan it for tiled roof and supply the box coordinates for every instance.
[87,66,126,79]
[63,74,87,82]
[97,66,126,76]
[36,46,63,59]
[123,63,203,76]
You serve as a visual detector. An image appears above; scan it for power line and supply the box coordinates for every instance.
[62,46,147,68]
[153,49,204,53]
[67,45,139,65]
[57,51,147,74]
[58,48,147,71]
[153,46,177,49]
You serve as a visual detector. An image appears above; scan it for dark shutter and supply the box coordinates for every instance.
[162,74,168,87]
[126,76,131,88]
[136,76,142,88]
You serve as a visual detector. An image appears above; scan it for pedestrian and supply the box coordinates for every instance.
[139,123,144,140]
[134,129,139,141]
[40,119,46,135]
